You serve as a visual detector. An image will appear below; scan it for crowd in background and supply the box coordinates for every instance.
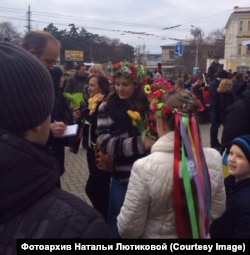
[61,57,250,239]
[1,30,250,254]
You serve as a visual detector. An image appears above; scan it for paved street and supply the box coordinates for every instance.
[61,148,91,203]
[61,123,222,206]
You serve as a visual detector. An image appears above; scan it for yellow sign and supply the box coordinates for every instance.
[65,50,84,61]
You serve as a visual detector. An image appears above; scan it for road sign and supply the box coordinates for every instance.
[175,43,184,56]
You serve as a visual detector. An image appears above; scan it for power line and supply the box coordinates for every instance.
[0,6,232,53]
[2,6,220,39]
[0,7,172,30]
[0,6,232,35]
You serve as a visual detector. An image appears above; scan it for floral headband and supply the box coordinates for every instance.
[109,60,148,83]
[144,77,175,118]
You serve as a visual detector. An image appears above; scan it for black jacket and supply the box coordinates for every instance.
[208,61,221,82]
[210,175,250,238]
[47,67,70,176]
[209,78,220,108]
[217,91,234,125]
[221,90,250,149]
[0,129,112,254]
[232,79,247,102]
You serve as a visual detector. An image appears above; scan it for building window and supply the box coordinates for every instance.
[238,43,242,56]
[246,44,250,55]
[237,66,249,73]
[170,51,175,59]
[239,20,243,32]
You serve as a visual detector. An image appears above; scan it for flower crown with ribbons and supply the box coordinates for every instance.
[109,60,148,84]
[146,79,212,238]
[144,77,174,118]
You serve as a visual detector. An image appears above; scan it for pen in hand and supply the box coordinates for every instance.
[51,120,67,137]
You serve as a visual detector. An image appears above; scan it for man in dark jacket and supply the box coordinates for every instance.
[0,42,112,254]
[48,66,71,176]
[207,56,221,83]
[22,31,67,178]
[63,63,89,108]
[63,63,89,152]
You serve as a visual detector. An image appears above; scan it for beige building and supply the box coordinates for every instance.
[224,6,250,72]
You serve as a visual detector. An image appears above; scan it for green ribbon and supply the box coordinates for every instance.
[181,114,199,238]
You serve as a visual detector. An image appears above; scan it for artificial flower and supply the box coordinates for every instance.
[144,84,151,94]
[162,105,174,119]
[113,62,121,70]
[127,110,141,126]
[129,64,137,79]
[109,60,148,83]
[141,76,150,85]
[127,110,150,139]
[88,93,105,115]
[144,77,174,118]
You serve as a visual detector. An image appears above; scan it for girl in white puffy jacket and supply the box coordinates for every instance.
[117,89,226,239]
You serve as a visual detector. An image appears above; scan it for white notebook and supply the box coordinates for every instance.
[58,124,78,138]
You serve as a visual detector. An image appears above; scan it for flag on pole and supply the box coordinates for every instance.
[242,41,250,55]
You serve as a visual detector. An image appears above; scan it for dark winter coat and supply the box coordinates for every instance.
[216,91,234,125]
[208,61,221,82]
[221,90,250,150]
[210,175,250,238]
[0,128,112,254]
[209,79,221,126]
[232,79,247,102]
[47,67,71,176]
[209,79,220,108]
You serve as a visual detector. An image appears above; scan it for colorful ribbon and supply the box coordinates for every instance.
[173,112,211,238]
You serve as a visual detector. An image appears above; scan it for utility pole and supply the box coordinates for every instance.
[26,5,31,32]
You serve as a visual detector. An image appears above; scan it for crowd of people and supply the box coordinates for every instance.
[1,30,250,253]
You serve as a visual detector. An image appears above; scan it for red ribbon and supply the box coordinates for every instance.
[173,112,186,238]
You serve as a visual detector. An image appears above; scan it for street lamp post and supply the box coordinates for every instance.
[89,45,92,62]
[138,37,146,67]
[191,25,201,68]
[195,38,198,68]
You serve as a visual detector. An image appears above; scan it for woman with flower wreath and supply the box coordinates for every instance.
[73,74,111,222]
[117,89,226,239]
[96,61,155,238]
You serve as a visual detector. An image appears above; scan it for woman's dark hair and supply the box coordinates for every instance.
[107,73,149,127]
[109,73,149,114]
[88,74,110,96]
[129,86,149,116]
[75,63,86,71]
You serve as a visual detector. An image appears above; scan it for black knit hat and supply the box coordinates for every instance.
[0,42,54,134]
[231,135,250,162]
[217,70,229,79]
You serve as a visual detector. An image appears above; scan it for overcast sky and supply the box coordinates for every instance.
[0,0,249,53]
